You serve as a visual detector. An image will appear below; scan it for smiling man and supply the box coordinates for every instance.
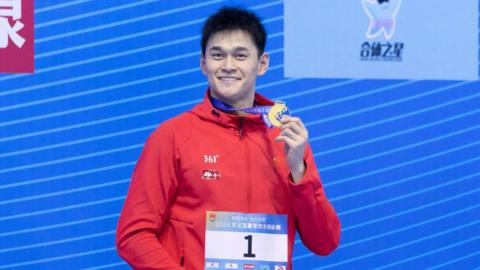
[116,7,340,270]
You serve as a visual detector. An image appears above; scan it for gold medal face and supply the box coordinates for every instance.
[267,101,291,127]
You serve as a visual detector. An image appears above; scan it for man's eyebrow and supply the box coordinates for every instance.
[208,46,250,52]
[209,46,223,52]
[233,47,249,52]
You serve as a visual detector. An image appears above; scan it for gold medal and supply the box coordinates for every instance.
[267,101,291,127]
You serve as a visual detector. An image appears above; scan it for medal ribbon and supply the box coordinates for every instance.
[210,96,276,127]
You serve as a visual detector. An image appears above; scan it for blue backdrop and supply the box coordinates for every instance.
[0,1,479,269]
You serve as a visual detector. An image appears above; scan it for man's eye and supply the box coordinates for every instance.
[211,53,223,59]
[236,54,247,60]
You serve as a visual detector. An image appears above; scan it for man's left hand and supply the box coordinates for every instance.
[274,116,309,184]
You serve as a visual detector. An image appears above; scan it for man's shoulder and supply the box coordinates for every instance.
[148,111,195,144]
[159,111,195,131]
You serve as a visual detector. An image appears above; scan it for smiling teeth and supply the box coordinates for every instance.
[220,77,238,81]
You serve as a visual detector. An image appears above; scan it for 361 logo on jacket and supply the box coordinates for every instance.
[202,154,221,180]
[0,0,34,73]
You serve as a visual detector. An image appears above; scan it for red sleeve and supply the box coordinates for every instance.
[289,144,341,255]
[116,126,183,270]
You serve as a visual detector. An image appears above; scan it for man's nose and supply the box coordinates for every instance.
[221,56,236,73]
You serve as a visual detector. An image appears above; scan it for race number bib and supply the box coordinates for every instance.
[205,211,288,270]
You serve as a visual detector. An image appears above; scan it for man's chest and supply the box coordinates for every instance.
[175,130,291,211]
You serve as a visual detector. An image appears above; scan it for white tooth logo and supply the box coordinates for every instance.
[361,0,402,40]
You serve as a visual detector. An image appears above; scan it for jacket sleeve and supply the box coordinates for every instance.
[116,126,183,270]
[289,144,341,255]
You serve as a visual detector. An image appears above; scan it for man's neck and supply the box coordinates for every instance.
[210,93,256,115]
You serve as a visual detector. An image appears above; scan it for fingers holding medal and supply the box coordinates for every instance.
[269,101,308,145]
[266,101,308,146]
[275,116,309,146]
[275,115,309,183]
[270,101,308,183]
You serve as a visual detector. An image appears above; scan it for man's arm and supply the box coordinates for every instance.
[116,127,183,269]
[289,145,341,255]
[275,117,341,255]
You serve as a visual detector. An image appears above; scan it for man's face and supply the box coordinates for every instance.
[201,30,269,108]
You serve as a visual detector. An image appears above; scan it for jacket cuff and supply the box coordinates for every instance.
[288,159,319,196]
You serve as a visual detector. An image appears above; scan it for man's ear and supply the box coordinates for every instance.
[200,54,207,75]
[257,52,269,76]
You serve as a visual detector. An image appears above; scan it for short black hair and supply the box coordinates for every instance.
[201,7,267,57]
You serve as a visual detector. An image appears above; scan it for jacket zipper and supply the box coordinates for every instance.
[238,118,244,139]
[246,138,252,211]
[239,118,252,211]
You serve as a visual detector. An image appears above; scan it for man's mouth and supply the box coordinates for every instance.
[218,76,240,81]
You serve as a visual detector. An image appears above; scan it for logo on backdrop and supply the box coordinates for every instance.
[0,0,34,73]
[361,0,401,40]
[360,0,404,62]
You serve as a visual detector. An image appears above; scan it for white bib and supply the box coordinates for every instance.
[205,211,288,270]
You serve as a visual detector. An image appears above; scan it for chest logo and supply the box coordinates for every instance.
[204,154,219,164]
[202,169,221,180]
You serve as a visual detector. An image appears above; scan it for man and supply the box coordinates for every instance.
[116,7,340,269]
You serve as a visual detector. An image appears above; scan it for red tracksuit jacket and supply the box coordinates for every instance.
[116,91,341,269]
